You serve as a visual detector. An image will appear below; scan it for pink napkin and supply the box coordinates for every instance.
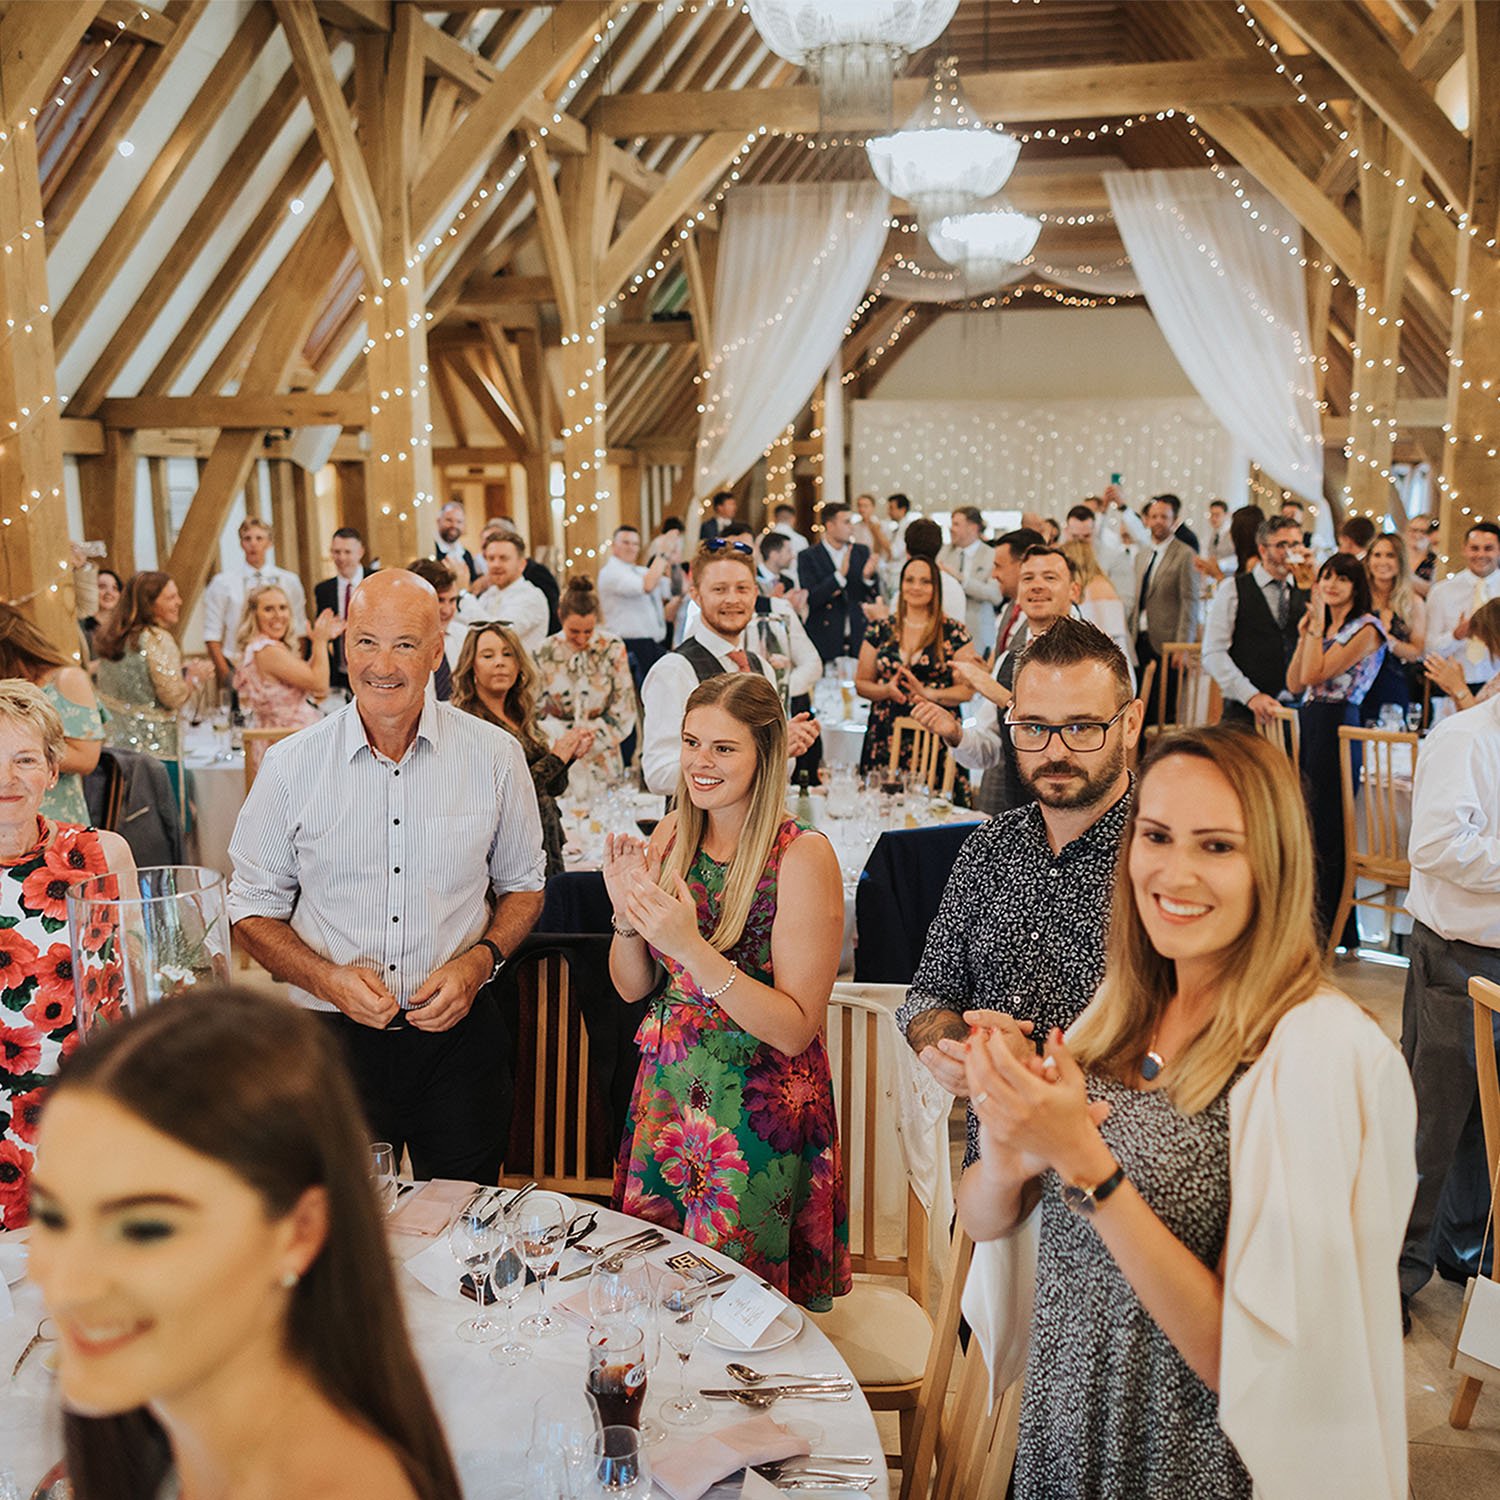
[388,1179,479,1237]
[652,1415,810,1500]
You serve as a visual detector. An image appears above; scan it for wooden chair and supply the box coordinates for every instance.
[891,716,956,796]
[1329,727,1417,962]
[1450,975,1500,1431]
[812,992,940,1470]
[500,940,616,1199]
[1254,703,1300,761]
[899,1231,1022,1500]
[1148,643,1221,736]
[241,726,297,794]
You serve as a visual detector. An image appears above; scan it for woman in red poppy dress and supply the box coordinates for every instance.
[605,674,850,1310]
[0,681,135,1229]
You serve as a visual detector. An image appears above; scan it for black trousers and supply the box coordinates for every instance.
[318,987,512,1183]
[1399,920,1500,1296]
[1297,699,1359,949]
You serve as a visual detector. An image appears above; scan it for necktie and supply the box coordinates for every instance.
[727,649,751,673]
[340,580,349,617]
[1468,577,1487,664]
[1273,580,1289,629]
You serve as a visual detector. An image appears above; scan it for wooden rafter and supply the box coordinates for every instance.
[0,1,103,124]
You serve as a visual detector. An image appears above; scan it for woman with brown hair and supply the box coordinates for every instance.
[958,729,1415,1500]
[451,621,593,876]
[28,987,461,1500]
[0,602,107,823]
[1425,596,1500,710]
[855,554,980,794]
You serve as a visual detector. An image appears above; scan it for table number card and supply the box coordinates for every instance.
[711,1276,784,1347]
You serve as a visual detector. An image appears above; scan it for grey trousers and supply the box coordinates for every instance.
[1399,919,1500,1297]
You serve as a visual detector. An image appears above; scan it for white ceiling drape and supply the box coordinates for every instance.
[1104,168,1323,501]
[693,182,889,502]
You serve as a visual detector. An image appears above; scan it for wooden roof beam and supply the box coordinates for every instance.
[589,57,1356,138]
[99,394,369,429]
[0,2,103,123]
[95,2,175,45]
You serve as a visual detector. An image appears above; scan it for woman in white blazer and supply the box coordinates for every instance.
[957,726,1416,1500]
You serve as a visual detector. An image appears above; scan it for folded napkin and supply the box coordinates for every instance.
[388,1179,479,1237]
[740,1473,780,1499]
[402,1235,467,1303]
[653,1415,809,1500]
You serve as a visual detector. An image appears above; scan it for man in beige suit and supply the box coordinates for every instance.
[1134,496,1201,711]
[938,506,1001,652]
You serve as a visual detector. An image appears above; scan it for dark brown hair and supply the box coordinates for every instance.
[93,573,173,661]
[559,574,600,621]
[0,601,68,679]
[451,621,545,756]
[50,989,461,1500]
[1014,614,1133,703]
[896,555,947,663]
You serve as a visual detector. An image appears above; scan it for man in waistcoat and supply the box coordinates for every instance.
[1201,514,1309,727]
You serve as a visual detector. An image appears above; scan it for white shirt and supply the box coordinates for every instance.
[639,619,781,793]
[442,616,467,670]
[1407,693,1500,947]
[202,563,308,662]
[598,554,666,641]
[1425,567,1500,684]
[227,698,544,1011]
[1201,564,1294,708]
[332,568,365,619]
[771,522,809,555]
[1202,522,1237,567]
[458,576,549,654]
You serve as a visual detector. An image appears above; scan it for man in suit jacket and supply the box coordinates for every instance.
[699,491,737,544]
[797,503,873,663]
[313,527,369,692]
[938,505,1001,652]
[1135,497,1202,711]
[1153,492,1200,556]
[434,500,479,580]
[989,526,1045,662]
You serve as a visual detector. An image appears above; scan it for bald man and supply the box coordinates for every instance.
[229,568,546,1180]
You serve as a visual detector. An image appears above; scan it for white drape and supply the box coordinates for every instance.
[821,356,846,506]
[1104,168,1323,500]
[694,182,889,498]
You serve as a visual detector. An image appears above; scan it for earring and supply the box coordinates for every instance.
[280,1271,300,1289]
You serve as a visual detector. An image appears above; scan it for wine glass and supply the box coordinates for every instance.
[656,1271,711,1427]
[370,1142,397,1215]
[586,1425,653,1498]
[515,1196,567,1337]
[532,1386,603,1497]
[486,1220,532,1366]
[588,1252,650,1324]
[447,1196,505,1343]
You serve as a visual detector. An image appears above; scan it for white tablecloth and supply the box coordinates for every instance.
[0,1204,887,1499]
[184,753,244,882]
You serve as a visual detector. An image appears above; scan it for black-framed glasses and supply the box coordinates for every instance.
[1005,702,1131,753]
[702,538,753,555]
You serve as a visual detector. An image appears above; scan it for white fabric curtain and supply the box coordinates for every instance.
[1104,168,1323,500]
[875,247,1141,304]
[694,182,889,498]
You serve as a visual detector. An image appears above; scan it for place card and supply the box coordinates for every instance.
[710,1276,784,1347]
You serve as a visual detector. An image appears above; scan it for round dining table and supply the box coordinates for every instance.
[0,1196,887,1499]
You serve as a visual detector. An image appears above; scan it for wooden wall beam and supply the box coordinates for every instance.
[77,428,137,576]
[0,2,102,123]
[1463,0,1500,245]
[99,394,370,428]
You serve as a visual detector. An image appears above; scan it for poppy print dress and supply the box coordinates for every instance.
[613,819,851,1311]
[0,820,113,1228]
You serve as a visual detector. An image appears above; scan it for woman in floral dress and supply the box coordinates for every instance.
[855,556,980,800]
[604,673,849,1309]
[0,680,135,1229]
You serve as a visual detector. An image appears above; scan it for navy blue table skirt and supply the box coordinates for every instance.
[854,822,980,985]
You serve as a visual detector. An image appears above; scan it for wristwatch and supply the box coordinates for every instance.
[471,938,507,985]
[1060,1163,1126,1218]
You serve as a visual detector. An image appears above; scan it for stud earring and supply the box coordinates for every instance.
[280,1271,299,1289]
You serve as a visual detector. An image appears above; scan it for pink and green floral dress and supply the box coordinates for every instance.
[613,819,851,1311]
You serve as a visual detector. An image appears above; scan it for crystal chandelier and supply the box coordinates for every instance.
[747,1,960,127]
[866,56,1021,227]
[928,203,1042,286]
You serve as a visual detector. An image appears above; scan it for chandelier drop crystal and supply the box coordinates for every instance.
[928,204,1043,285]
[866,56,1021,226]
[747,1,960,127]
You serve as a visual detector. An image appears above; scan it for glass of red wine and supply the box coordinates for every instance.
[635,817,660,837]
[587,1323,648,1431]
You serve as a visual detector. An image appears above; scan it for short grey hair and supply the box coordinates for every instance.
[1257,516,1302,548]
[0,678,66,770]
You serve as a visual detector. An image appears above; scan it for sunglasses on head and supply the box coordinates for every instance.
[703,538,753,555]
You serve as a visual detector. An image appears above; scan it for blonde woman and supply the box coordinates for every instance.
[1361,532,1427,721]
[959,729,1415,1500]
[452,621,592,877]
[602,673,849,1310]
[1061,538,1133,666]
[232,584,343,730]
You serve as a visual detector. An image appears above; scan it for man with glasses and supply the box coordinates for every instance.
[897,617,1143,1167]
[1201,515,1310,727]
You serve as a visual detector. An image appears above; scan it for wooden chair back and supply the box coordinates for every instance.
[242,726,297,794]
[825,992,929,1305]
[1255,703,1300,761]
[1329,726,1417,959]
[891,717,956,797]
[1450,976,1500,1429]
[1151,642,1221,734]
[502,943,615,1199]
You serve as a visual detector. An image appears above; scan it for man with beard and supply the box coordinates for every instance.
[896,618,1142,1166]
[639,540,820,793]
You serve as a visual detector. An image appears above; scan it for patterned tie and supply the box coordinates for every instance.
[727,649,752,673]
[1468,577,1487,664]
[1274,580,1290,629]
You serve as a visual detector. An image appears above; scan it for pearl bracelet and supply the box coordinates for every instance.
[699,961,739,1002]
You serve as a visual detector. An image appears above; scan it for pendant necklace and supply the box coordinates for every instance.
[1141,1035,1165,1081]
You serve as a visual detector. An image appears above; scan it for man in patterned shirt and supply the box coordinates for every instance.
[896,618,1143,1166]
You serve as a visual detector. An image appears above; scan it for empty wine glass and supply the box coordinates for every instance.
[370,1142,397,1215]
[586,1425,653,1498]
[588,1251,650,1324]
[532,1386,603,1497]
[656,1271,711,1427]
[486,1220,532,1367]
[515,1196,567,1337]
[447,1196,504,1343]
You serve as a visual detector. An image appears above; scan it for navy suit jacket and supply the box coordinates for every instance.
[798,542,873,662]
[314,573,363,689]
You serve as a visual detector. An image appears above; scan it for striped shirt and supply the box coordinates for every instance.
[227,697,545,1012]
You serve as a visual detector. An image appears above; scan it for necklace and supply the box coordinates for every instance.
[1140,1038,1165,1082]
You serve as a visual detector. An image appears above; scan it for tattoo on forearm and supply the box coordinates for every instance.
[906,1009,969,1054]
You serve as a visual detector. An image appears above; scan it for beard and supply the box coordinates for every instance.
[1019,735,1127,810]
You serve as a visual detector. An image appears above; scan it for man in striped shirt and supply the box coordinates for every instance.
[228,569,545,1181]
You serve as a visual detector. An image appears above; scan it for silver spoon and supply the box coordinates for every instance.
[726,1362,848,1386]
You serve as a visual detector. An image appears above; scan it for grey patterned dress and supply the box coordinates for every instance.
[1014,1069,1251,1500]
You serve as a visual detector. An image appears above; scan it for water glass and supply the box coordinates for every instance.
[486,1225,532,1366]
[656,1272,711,1427]
[532,1387,603,1496]
[587,1425,653,1498]
[588,1252,650,1324]
[370,1142,398,1215]
[515,1197,567,1337]
[447,1197,505,1343]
